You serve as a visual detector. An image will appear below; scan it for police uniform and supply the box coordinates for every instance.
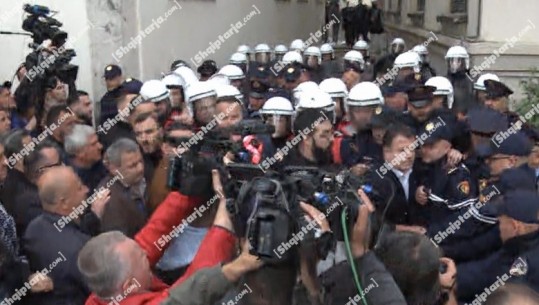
[457,191,539,301]
[417,118,477,229]
[401,85,437,133]
[99,64,123,125]
[247,80,270,119]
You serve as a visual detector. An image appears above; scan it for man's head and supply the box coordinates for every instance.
[406,85,436,123]
[117,94,140,123]
[486,191,539,243]
[140,80,171,124]
[44,76,68,105]
[186,82,218,126]
[484,80,512,113]
[65,125,103,168]
[383,89,408,111]
[216,98,243,130]
[104,138,144,186]
[486,283,539,305]
[418,119,454,164]
[374,231,442,305]
[133,113,162,154]
[45,105,77,143]
[4,129,31,171]
[294,109,334,164]
[248,80,269,112]
[383,124,416,172]
[477,132,531,178]
[0,108,11,135]
[77,231,152,300]
[342,68,361,91]
[162,123,194,157]
[260,97,294,139]
[24,140,62,184]
[37,166,89,216]
[346,82,384,131]
[67,91,93,123]
[104,64,123,90]
[466,107,508,148]
[0,82,14,109]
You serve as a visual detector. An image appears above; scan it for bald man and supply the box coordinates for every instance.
[23,166,110,305]
[486,284,539,305]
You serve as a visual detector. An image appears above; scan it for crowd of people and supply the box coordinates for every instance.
[1,11,539,305]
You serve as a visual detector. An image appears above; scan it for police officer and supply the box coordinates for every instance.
[247,80,270,119]
[185,81,218,128]
[402,85,438,132]
[321,43,343,78]
[229,52,249,76]
[319,78,352,136]
[415,116,477,229]
[412,45,437,80]
[303,46,324,83]
[273,44,288,62]
[339,82,384,167]
[458,190,539,300]
[473,73,500,105]
[258,96,295,160]
[254,43,272,65]
[353,40,373,80]
[99,64,124,125]
[445,46,474,114]
[373,38,405,79]
[325,0,341,44]
[392,51,423,85]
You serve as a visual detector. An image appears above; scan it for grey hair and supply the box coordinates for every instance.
[77,231,131,299]
[105,138,140,167]
[64,124,95,155]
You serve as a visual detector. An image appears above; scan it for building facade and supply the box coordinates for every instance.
[379,0,539,102]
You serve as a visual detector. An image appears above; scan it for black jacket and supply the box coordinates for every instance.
[23,212,91,305]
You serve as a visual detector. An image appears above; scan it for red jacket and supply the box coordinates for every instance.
[84,192,237,305]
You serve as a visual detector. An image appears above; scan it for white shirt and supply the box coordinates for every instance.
[391,168,413,200]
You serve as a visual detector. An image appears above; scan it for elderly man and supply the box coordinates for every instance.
[78,170,237,305]
[24,166,109,305]
[99,138,147,237]
[65,124,107,192]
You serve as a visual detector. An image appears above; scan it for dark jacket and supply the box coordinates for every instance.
[98,174,148,238]
[23,211,91,305]
[321,251,407,305]
[340,130,382,167]
[98,87,122,126]
[69,160,108,193]
[98,120,136,151]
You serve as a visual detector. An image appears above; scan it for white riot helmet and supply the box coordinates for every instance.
[260,97,295,137]
[346,82,384,112]
[213,84,243,104]
[304,46,322,66]
[319,78,348,99]
[173,66,198,89]
[218,65,245,80]
[425,76,454,109]
[162,73,183,89]
[140,80,169,103]
[230,52,248,65]
[207,73,231,86]
[412,45,429,63]
[237,45,252,55]
[292,81,319,107]
[394,51,421,73]
[274,44,288,55]
[344,50,365,71]
[391,38,406,55]
[185,81,217,117]
[255,43,272,64]
[296,89,335,123]
[320,43,335,60]
[353,40,370,59]
[445,46,470,73]
[282,51,303,65]
[474,73,500,91]
[290,39,305,52]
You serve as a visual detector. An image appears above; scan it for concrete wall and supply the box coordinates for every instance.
[480,0,539,43]
[1,0,325,101]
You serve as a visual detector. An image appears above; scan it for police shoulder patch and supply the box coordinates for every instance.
[375,106,382,115]
[510,257,528,277]
[457,181,470,195]
[425,122,435,131]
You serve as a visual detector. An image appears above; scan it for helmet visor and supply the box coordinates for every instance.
[256,53,270,64]
[263,114,290,137]
[391,43,405,55]
[447,58,466,74]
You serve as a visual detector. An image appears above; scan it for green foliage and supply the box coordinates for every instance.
[514,69,539,128]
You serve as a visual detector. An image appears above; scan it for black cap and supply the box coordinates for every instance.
[483,190,539,224]
[381,83,409,96]
[417,116,453,144]
[104,64,122,80]
[120,77,143,94]
[249,80,270,99]
[467,107,509,134]
[370,105,401,128]
[484,79,513,99]
[476,131,532,157]
[406,85,436,108]
[498,168,537,193]
[197,60,218,76]
[283,63,303,83]
[170,60,190,71]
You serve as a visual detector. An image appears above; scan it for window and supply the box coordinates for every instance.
[417,0,425,11]
[451,0,467,13]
